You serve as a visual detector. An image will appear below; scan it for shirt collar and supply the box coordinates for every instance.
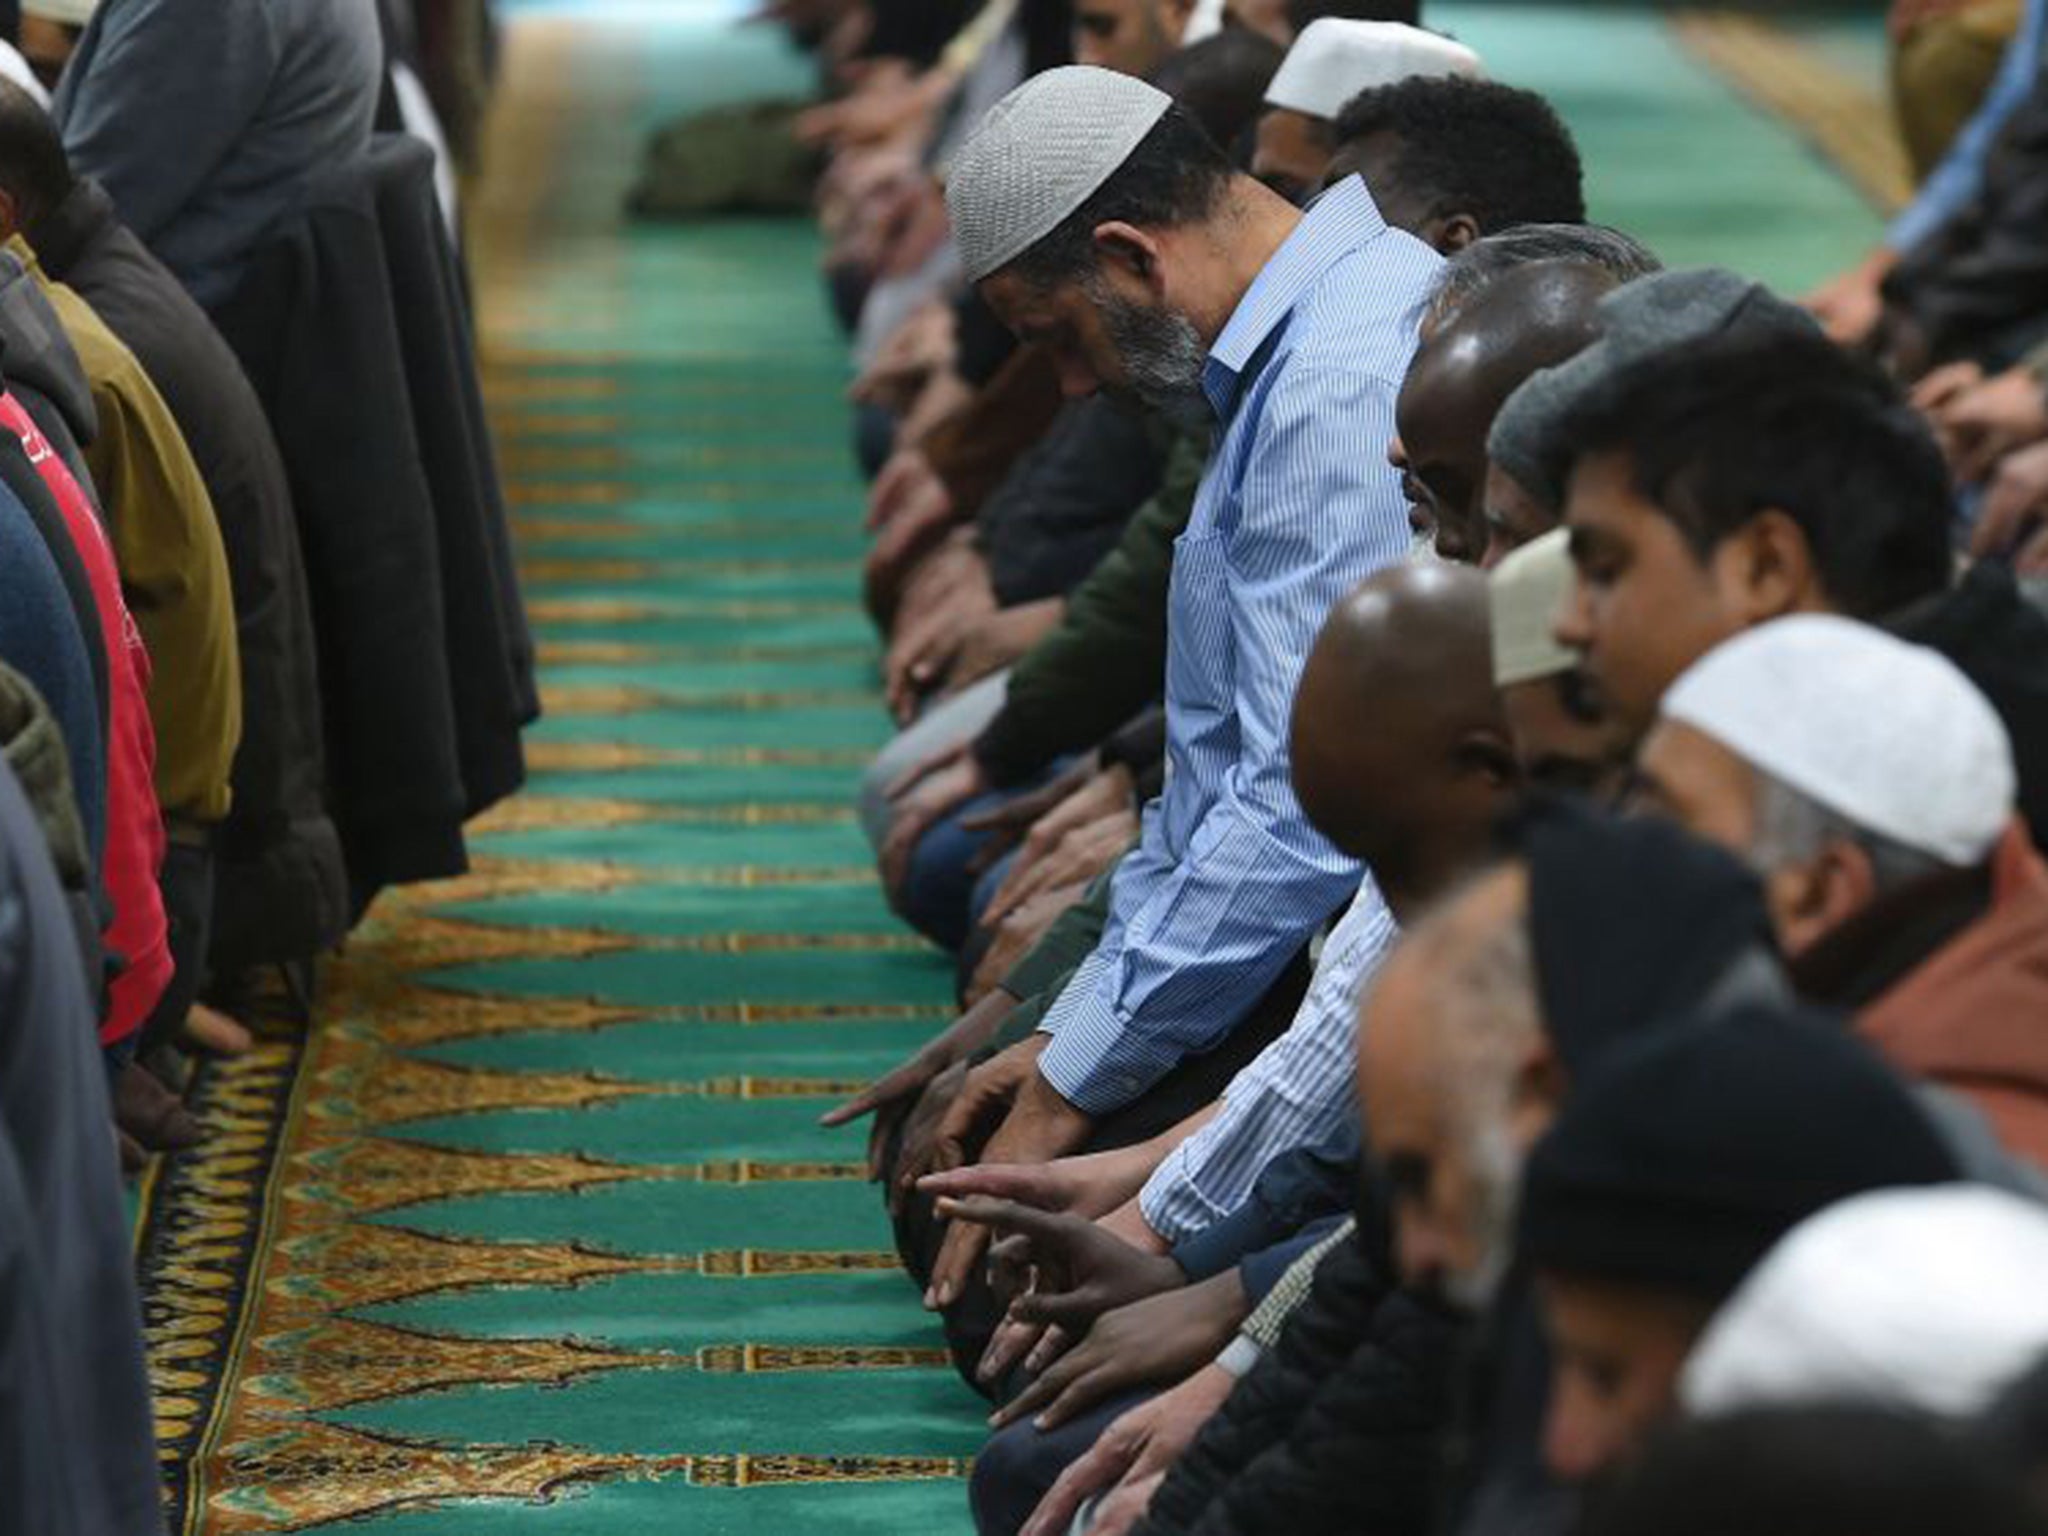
[1201,175,1388,420]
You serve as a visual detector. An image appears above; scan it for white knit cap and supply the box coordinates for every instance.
[1263,20,1483,121]
[1660,615,2015,867]
[1488,529,1576,687]
[947,66,1173,285]
[1682,1186,2048,1421]
[22,0,97,23]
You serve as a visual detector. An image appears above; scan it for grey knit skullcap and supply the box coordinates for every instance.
[1486,268,1820,508]
[947,66,1172,285]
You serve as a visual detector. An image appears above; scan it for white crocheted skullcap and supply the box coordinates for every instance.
[947,66,1173,285]
[1660,614,2016,867]
[1682,1186,2048,1422]
[1488,528,1575,688]
[1264,20,1483,120]
[22,0,96,22]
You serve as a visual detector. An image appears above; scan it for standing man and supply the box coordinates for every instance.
[51,0,383,309]
[928,64,1439,1296]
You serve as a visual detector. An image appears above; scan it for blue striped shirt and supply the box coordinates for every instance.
[1036,177,1440,1114]
[1139,878,1401,1239]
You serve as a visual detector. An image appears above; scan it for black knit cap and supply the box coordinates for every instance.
[1516,1003,1958,1303]
[1512,795,1784,1073]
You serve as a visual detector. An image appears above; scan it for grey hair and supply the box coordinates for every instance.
[1750,771,1953,894]
[1418,879,1543,1104]
[1425,890,1540,1311]
[1424,222,1663,331]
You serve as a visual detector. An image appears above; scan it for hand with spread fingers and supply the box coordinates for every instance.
[1973,438,2048,574]
[972,761,1136,916]
[920,1049,1092,1309]
[988,1272,1249,1432]
[818,988,1019,1187]
[964,883,1086,1007]
[930,1195,1184,1335]
[946,596,1065,695]
[957,755,1099,878]
[1018,1365,1239,1536]
[877,743,988,907]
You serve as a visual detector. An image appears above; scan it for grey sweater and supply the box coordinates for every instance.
[54,0,383,310]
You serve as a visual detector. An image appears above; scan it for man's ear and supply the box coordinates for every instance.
[1432,212,1483,254]
[1091,220,1170,301]
[1720,509,1819,623]
[1509,1038,1566,1153]
[1768,840,1875,955]
[1811,837,1879,932]
[0,189,20,243]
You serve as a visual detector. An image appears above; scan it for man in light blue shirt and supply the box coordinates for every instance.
[927,65,1438,1300]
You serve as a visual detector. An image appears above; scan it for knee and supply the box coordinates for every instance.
[970,1417,1064,1536]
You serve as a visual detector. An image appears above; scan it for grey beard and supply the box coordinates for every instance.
[1445,1117,1524,1315]
[1094,289,1212,429]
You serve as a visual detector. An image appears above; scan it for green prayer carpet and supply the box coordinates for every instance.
[136,3,1892,1530]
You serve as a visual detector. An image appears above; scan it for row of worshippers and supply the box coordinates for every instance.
[0,5,527,1527]
[0,0,530,1171]
[763,3,2048,1534]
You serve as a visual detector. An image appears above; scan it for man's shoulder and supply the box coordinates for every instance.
[1282,226,1442,369]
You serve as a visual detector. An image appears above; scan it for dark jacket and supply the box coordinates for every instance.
[29,177,348,970]
[214,133,534,904]
[1139,1235,1465,1536]
[1886,59,2048,368]
[972,430,1201,787]
[365,134,536,809]
[977,396,1169,607]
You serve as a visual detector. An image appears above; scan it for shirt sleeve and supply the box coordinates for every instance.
[1035,361,1409,1114]
[1887,0,2047,253]
[1239,1217,1357,1352]
[57,0,281,247]
[1138,885,1398,1241]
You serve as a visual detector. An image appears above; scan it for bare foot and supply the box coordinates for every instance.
[181,1004,253,1058]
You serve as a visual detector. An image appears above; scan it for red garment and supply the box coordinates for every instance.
[0,391,168,1044]
[1860,821,2048,1170]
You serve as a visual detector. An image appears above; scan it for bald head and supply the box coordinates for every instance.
[1291,563,1517,906]
[1396,260,1616,564]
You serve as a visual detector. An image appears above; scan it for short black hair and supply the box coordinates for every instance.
[1334,75,1585,230]
[0,78,71,229]
[1562,329,1954,620]
[1581,1409,2048,1536]
[1152,27,1286,163]
[1289,0,1422,29]
[1006,101,1235,289]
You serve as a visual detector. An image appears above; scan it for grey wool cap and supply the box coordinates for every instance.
[946,66,1173,285]
[1486,267,1821,508]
